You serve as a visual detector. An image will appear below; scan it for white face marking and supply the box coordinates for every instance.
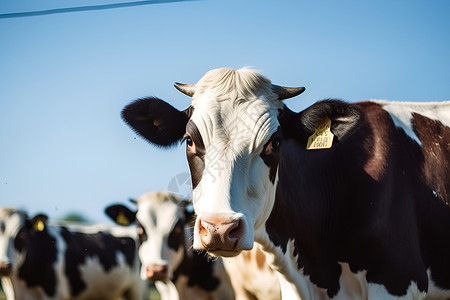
[0,208,26,270]
[190,90,282,253]
[135,194,184,279]
[185,69,285,255]
[374,100,450,146]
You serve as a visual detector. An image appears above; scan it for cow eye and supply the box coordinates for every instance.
[271,139,281,150]
[184,135,197,154]
[264,138,281,155]
[186,137,193,147]
[136,224,148,244]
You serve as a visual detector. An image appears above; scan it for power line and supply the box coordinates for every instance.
[0,0,196,19]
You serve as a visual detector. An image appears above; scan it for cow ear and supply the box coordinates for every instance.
[299,100,363,141]
[29,214,48,232]
[282,100,362,148]
[121,97,191,147]
[105,204,136,226]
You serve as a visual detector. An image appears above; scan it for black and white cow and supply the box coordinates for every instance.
[120,67,450,299]
[0,207,144,300]
[105,191,235,300]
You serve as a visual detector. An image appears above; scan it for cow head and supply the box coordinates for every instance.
[121,68,307,258]
[0,208,48,276]
[105,192,188,281]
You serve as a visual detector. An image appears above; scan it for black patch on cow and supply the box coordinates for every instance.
[260,127,282,183]
[185,120,205,189]
[266,100,435,297]
[411,113,450,290]
[168,219,184,251]
[172,213,220,292]
[15,225,58,297]
[174,249,220,292]
[412,113,450,205]
[0,221,5,234]
[60,227,137,297]
[121,97,190,147]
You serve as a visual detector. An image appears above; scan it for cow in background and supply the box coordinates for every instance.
[0,207,144,300]
[121,67,450,299]
[105,191,234,300]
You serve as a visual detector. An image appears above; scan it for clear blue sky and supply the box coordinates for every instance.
[1,0,449,223]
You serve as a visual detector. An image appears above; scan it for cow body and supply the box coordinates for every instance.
[105,191,235,300]
[121,67,450,299]
[0,208,143,300]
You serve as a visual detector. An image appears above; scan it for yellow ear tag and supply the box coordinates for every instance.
[117,211,130,226]
[306,117,334,150]
[34,220,45,232]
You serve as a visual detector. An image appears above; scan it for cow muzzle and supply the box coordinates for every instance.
[0,262,12,276]
[197,215,250,257]
[146,264,170,281]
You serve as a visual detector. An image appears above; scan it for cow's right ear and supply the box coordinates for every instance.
[121,97,192,147]
[104,204,136,226]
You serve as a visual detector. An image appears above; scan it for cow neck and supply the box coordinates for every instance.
[261,123,375,297]
[17,226,58,297]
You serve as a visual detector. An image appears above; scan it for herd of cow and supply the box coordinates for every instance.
[1,67,449,299]
[0,192,279,300]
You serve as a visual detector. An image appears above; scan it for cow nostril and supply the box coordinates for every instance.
[199,220,209,236]
[228,220,242,240]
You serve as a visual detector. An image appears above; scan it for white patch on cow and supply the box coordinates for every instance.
[76,252,139,299]
[51,226,72,299]
[0,208,26,268]
[255,230,320,300]
[367,281,426,300]
[426,269,450,299]
[222,245,281,300]
[189,70,282,253]
[373,100,450,146]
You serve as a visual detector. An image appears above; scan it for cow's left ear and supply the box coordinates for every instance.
[121,97,192,148]
[105,204,136,226]
[281,100,363,144]
[299,100,363,141]
[29,214,48,232]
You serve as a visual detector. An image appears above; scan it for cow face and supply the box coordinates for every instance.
[122,68,304,258]
[105,192,186,281]
[0,208,48,276]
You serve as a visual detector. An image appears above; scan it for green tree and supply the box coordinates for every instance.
[60,212,90,223]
